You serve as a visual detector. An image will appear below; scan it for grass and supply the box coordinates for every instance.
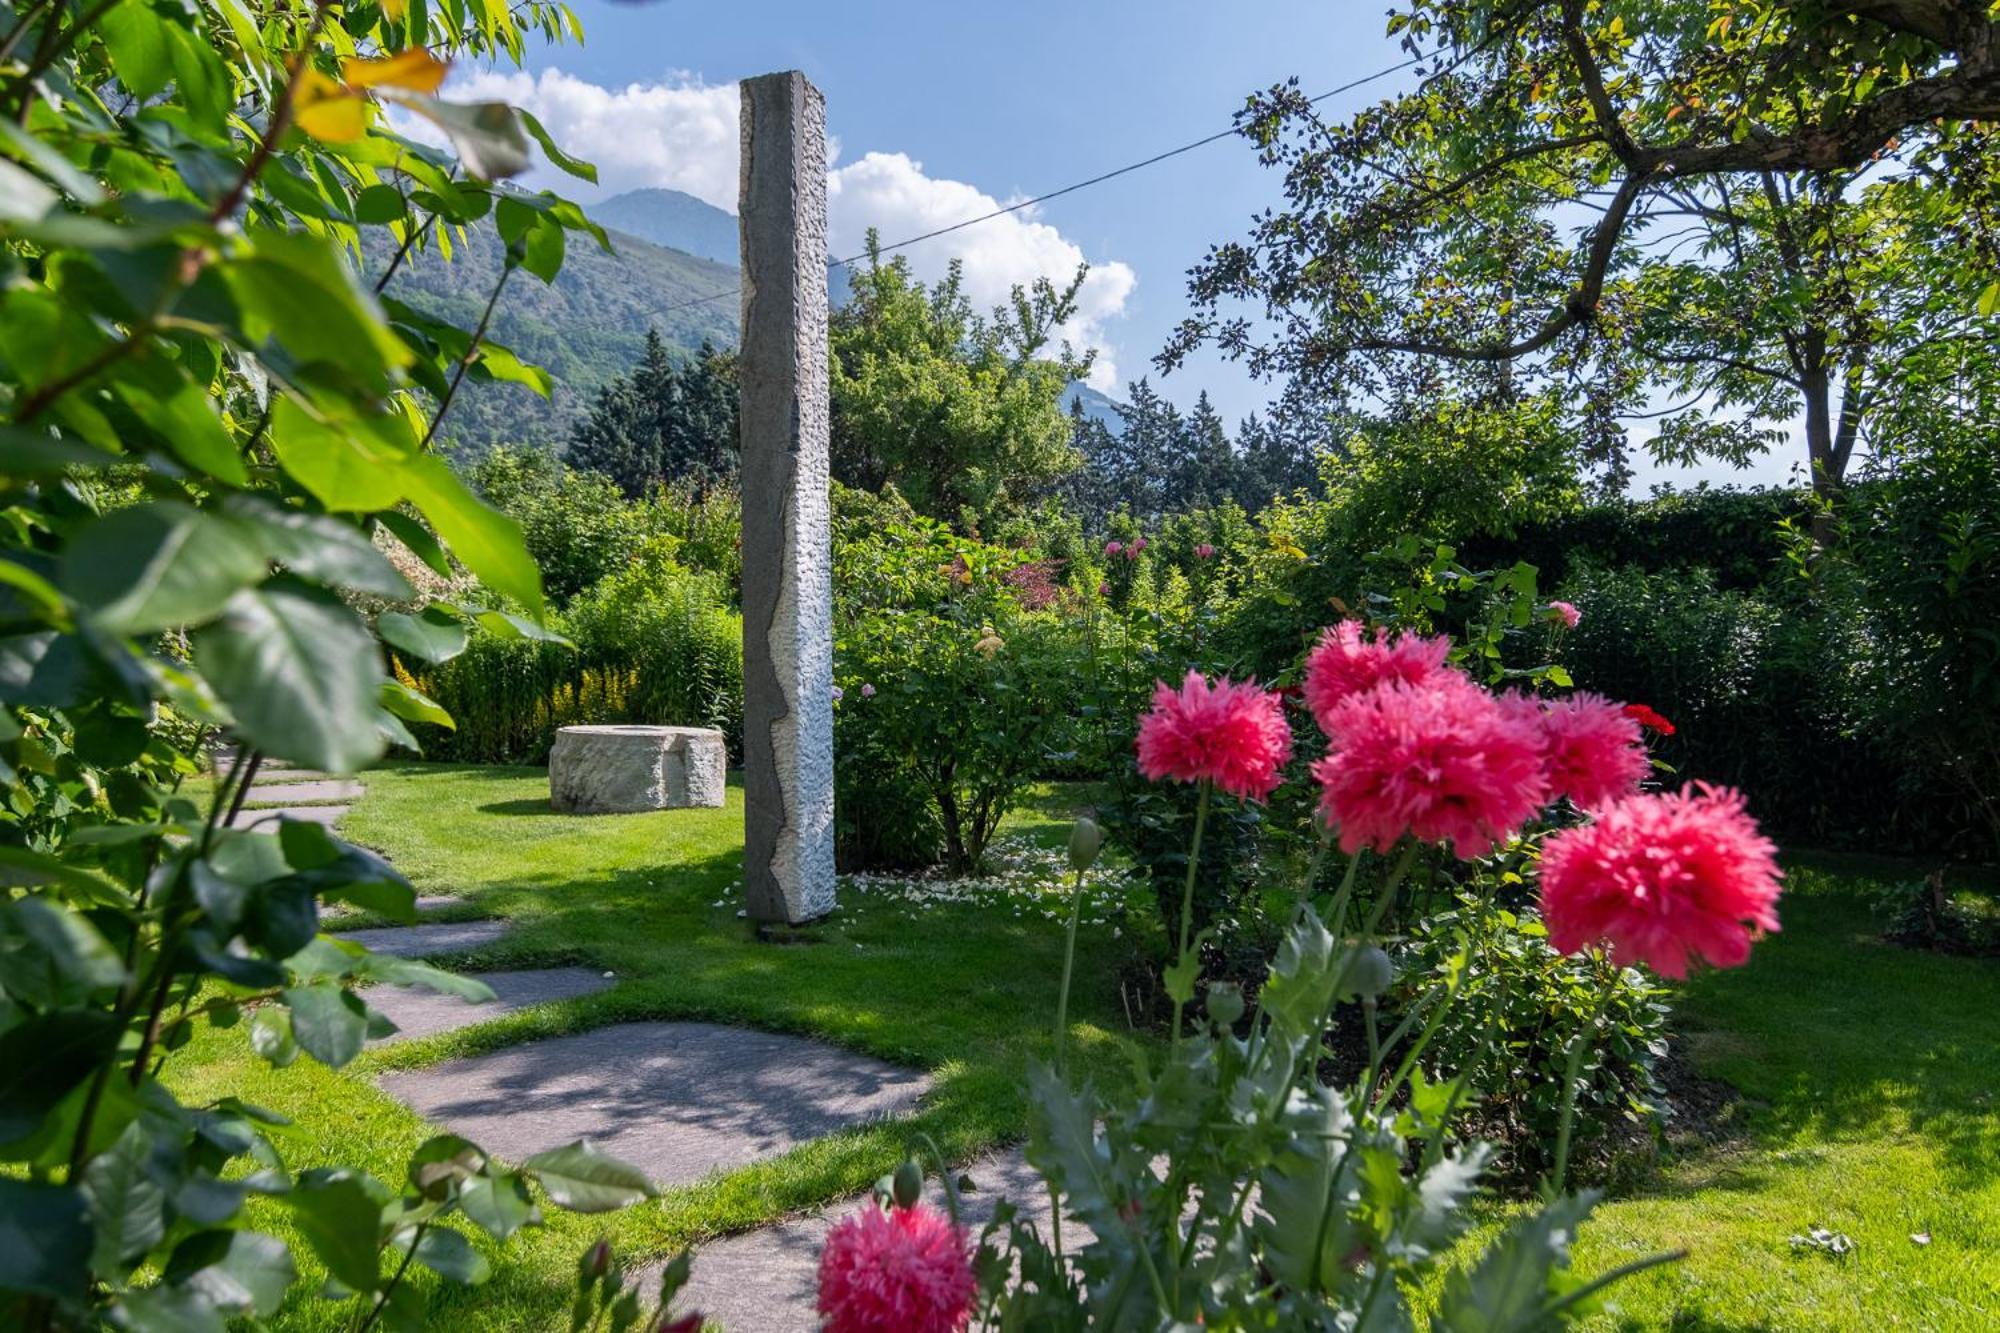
[168,763,1144,1330]
[164,765,2000,1330]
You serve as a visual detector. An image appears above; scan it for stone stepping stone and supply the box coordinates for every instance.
[244,779,364,804]
[230,805,346,829]
[323,893,463,921]
[378,1023,930,1189]
[662,1149,1074,1333]
[337,919,509,958]
[366,967,613,1044]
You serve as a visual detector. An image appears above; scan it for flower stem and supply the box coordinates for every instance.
[1169,779,1213,1051]
[1053,865,1087,1070]
[1545,955,1616,1199]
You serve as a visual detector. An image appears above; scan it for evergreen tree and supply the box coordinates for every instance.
[566,329,739,497]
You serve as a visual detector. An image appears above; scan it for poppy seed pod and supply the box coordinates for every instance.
[1068,816,1103,871]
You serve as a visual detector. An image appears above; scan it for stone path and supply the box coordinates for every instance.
[378,1022,931,1188]
[664,1148,1077,1332]
[366,967,613,1043]
[217,747,961,1329]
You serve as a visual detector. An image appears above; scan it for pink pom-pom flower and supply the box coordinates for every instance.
[1302,620,1452,736]
[1136,670,1293,802]
[1538,783,1782,979]
[1103,540,1123,557]
[817,1202,976,1333]
[1194,543,1216,559]
[1531,692,1650,810]
[1311,673,1549,859]
[1549,600,1582,629]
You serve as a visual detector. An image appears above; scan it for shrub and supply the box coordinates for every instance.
[471,445,647,605]
[833,519,1076,872]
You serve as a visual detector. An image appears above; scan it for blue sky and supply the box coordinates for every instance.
[475,0,1795,491]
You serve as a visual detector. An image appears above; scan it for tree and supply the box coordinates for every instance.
[1165,0,2000,494]
[0,3,687,1327]
[830,234,1094,523]
[567,330,739,496]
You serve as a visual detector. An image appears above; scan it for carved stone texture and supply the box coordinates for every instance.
[548,724,726,814]
[738,70,836,924]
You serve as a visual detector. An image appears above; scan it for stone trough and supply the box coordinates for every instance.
[549,725,727,814]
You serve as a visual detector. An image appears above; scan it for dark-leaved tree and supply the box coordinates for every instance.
[568,330,739,496]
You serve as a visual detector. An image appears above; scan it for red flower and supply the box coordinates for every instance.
[1623,703,1676,736]
[1311,673,1549,859]
[1136,670,1293,802]
[817,1202,976,1333]
[1533,692,1650,810]
[1302,620,1451,736]
[1538,783,1782,978]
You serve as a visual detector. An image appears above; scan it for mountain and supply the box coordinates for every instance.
[586,188,741,266]
[374,217,740,453]
[1064,382,1126,432]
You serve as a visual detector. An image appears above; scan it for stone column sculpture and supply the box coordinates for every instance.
[738,71,836,924]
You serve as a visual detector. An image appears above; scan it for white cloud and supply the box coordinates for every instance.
[399,69,1136,386]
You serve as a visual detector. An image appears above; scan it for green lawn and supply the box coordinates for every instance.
[171,765,2000,1330]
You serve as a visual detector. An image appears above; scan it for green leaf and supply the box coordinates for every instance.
[377,511,453,577]
[99,0,176,98]
[519,110,598,183]
[379,678,453,730]
[357,953,493,1002]
[377,607,468,664]
[248,1007,297,1068]
[267,395,413,514]
[62,503,269,636]
[223,497,412,598]
[0,423,122,474]
[1978,279,2000,318]
[1435,1191,1600,1332]
[285,1174,383,1293]
[113,1285,227,1333]
[458,1173,537,1242]
[0,1011,121,1146]
[117,375,245,486]
[392,96,533,180]
[354,184,408,224]
[191,581,386,774]
[0,157,54,223]
[283,983,370,1069]
[522,1141,656,1213]
[82,1122,167,1272]
[0,895,127,1007]
[0,1177,93,1302]
[398,454,544,618]
[410,1224,491,1284]
[166,1230,297,1317]
[0,118,106,205]
[222,232,410,389]
[471,607,570,644]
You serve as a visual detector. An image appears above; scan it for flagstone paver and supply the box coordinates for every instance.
[377,1022,931,1188]
[230,804,347,829]
[660,1149,1075,1332]
[323,894,466,921]
[337,918,509,957]
[366,967,613,1043]
[244,779,365,804]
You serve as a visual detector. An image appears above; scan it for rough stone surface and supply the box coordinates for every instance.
[246,779,364,804]
[230,805,345,829]
[657,1149,1077,1332]
[336,919,508,958]
[366,967,613,1043]
[549,725,726,814]
[378,1022,926,1187]
[738,71,836,925]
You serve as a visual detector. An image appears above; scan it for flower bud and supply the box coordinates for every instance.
[891,1159,924,1210]
[1347,945,1395,999]
[580,1239,612,1283]
[1205,981,1244,1030]
[1067,816,1103,871]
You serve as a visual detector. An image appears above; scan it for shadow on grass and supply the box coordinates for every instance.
[1643,857,2000,1195]
[478,797,555,816]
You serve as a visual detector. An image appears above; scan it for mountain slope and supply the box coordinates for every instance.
[587,189,740,266]
[374,220,740,453]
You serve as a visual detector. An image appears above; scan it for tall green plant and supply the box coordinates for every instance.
[0,3,688,1326]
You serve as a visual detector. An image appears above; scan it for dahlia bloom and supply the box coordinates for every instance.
[817,1202,976,1333]
[1538,783,1782,978]
[1624,702,1676,736]
[1136,670,1293,801]
[1535,692,1649,809]
[1311,673,1548,858]
[1549,600,1582,629]
[1302,620,1453,735]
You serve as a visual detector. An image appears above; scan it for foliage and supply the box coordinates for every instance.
[468,445,644,605]
[830,234,1093,524]
[410,537,742,764]
[1397,889,1669,1177]
[0,0,678,1325]
[833,515,1077,872]
[566,330,738,498]
[1165,1,2000,492]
